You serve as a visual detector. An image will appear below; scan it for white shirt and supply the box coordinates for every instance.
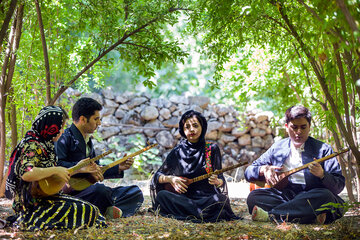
[282,142,306,184]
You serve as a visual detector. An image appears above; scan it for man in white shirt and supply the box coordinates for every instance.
[245,105,345,224]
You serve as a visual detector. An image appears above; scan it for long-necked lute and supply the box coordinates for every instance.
[250,148,350,191]
[68,143,158,191]
[31,150,113,197]
[164,161,249,193]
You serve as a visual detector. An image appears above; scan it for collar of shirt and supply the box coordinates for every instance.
[290,141,305,153]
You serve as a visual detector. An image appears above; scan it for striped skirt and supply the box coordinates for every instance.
[17,194,107,231]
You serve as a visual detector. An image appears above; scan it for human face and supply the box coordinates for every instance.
[82,110,101,135]
[183,116,203,143]
[53,121,66,142]
[285,117,310,148]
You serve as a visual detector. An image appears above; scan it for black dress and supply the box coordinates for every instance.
[150,139,239,223]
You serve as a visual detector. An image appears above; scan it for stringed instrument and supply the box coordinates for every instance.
[250,148,349,191]
[68,143,158,191]
[163,161,249,193]
[31,150,113,198]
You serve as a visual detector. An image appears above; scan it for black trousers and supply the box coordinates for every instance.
[69,183,144,217]
[247,185,345,224]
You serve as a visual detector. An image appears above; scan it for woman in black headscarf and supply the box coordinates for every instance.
[150,110,239,222]
[5,106,106,230]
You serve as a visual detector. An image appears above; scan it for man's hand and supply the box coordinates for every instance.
[119,157,134,171]
[308,161,325,179]
[260,165,283,186]
[75,159,104,182]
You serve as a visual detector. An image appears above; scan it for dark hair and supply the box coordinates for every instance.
[179,110,207,140]
[72,97,102,122]
[285,105,312,125]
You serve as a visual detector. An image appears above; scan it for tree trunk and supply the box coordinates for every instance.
[0,5,24,197]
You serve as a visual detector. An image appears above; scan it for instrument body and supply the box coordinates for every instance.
[30,150,113,197]
[163,161,248,194]
[249,148,349,191]
[68,143,158,191]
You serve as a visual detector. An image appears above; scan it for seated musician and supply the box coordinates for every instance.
[245,105,345,224]
[150,110,239,222]
[55,97,144,219]
[5,106,107,230]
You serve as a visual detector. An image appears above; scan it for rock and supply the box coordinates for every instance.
[231,126,250,137]
[83,92,103,105]
[141,106,159,121]
[101,107,116,117]
[207,121,222,133]
[159,108,171,120]
[169,95,189,105]
[98,126,121,139]
[238,134,251,146]
[220,122,234,132]
[127,97,148,109]
[144,120,164,137]
[219,133,236,143]
[205,131,218,140]
[252,136,265,148]
[163,117,179,128]
[188,96,210,109]
[122,110,143,126]
[115,95,129,104]
[150,98,172,108]
[255,111,274,122]
[104,99,119,108]
[101,87,115,100]
[156,131,175,148]
[217,104,231,117]
[263,134,274,149]
[115,108,126,119]
[250,128,267,137]
[224,114,235,123]
[101,115,120,126]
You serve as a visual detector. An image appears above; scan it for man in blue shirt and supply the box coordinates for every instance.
[55,97,144,219]
[245,105,345,224]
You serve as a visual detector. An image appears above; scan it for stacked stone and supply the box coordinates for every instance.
[71,87,275,180]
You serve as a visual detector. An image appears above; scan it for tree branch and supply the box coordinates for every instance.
[34,0,51,105]
[335,0,360,43]
[0,0,17,48]
[50,7,186,105]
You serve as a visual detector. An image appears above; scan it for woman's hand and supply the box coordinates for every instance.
[209,174,223,187]
[260,165,283,186]
[159,175,188,194]
[169,176,188,194]
[54,167,71,182]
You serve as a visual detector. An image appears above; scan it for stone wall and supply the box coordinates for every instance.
[66,87,276,180]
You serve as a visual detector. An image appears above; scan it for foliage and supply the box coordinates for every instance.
[100,134,161,178]
[1,0,193,159]
[186,0,360,141]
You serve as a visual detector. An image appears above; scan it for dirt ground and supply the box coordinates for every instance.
[0,181,359,239]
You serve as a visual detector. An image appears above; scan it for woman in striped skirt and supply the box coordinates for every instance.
[5,106,107,230]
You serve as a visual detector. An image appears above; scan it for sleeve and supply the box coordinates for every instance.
[244,146,275,182]
[319,146,345,195]
[18,141,46,177]
[55,134,76,168]
[103,166,124,179]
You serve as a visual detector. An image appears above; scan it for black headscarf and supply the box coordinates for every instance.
[5,106,66,200]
